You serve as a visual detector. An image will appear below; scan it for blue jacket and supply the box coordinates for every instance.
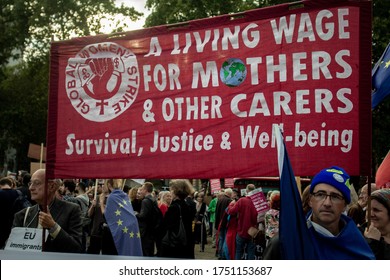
[308,214,375,260]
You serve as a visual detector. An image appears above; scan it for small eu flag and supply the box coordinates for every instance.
[105,189,143,256]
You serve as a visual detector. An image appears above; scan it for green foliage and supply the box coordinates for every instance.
[372,0,390,60]
[0,0,143,66]
[372,101,390,169]
[143,0,295,27]
[0,58,49,170]
[144,0,258,27]
[0,0,29,77]
[0,0,143,172]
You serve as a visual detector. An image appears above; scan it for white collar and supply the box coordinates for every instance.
[306,213,336,237]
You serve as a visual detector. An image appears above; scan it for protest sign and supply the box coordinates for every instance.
[47,1,371,179]
[248,188,270,214]
[5,228,45,252]
[210,179,222,194]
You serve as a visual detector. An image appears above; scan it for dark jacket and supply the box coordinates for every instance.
[0,189,19,248]
[136,194,157,256]
[347,203,366,226]
[160,199,195,258]
[359,223,390,260]
[13,198,82,253]
[215,195,232,230]
[264,215,375,260]
[194,202,208,245]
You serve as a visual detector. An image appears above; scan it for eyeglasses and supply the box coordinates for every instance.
[28,181,43,187]
[311,191,344,203]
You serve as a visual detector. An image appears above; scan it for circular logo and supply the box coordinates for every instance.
[219,58,247,87]
[65,42,140,122]
[333,173,344,183]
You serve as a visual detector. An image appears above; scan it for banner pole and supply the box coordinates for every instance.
[40,143,43,169]
[42,163,48,251]
[94,180,98,200]
[367,175,372,228]
[122,179,127,191]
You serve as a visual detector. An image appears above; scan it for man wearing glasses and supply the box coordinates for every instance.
[264,166,375,259]
[12,169,82,253]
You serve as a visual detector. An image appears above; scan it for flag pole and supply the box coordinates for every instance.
[94,179,98,200]
[295,177,302,197]
[367,175,372,228]
[274,124,318,259]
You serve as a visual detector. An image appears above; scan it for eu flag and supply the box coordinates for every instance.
[106,189,143,256]
[372,43,390,108]
[274,125,318,259]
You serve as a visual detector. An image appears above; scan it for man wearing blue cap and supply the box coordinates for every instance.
[264,166,375,259]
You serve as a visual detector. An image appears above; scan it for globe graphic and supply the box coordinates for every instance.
[220,58,247,87]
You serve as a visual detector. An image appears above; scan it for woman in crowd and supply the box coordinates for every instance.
[160,179,196,259]
[158,190,172,217]
[193,192,208,252]
[223,200,239,260]
[128,186,141,213]
[99,179,117,255]
[87,182,105,254]
[264,190,280,245]
[363,188,390,259]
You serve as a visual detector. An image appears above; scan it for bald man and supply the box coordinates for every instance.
[13,169,82,253]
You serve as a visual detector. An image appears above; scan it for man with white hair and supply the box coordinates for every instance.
[348,183,377,225]
[13,169,82,253]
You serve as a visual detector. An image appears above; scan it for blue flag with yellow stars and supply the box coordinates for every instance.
[372,43,390,109]
[106,189,143,256]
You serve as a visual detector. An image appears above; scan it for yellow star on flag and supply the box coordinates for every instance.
[117,219,123,226]
[122,226,128,233]
[385,60,390,69]
[115,209,121,216]
[118,203,124,208]
[137,232,141,238]
[122,199,127,205]
[129,231,134,238]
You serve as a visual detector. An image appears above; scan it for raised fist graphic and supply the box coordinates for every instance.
[83,57,121,100]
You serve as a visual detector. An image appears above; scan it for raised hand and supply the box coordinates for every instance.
[39,206,56,229]
[86,57,116,99]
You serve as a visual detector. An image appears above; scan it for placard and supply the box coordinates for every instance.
[47,0,371,179]
[4,227,46,252]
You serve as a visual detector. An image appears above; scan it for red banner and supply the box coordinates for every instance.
[47,0,371,179]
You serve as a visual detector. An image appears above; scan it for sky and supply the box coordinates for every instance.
[116,0,150,30]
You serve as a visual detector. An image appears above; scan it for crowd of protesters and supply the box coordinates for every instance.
[0,167,389,259]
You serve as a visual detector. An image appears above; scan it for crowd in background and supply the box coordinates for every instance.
[0,168,389,259]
